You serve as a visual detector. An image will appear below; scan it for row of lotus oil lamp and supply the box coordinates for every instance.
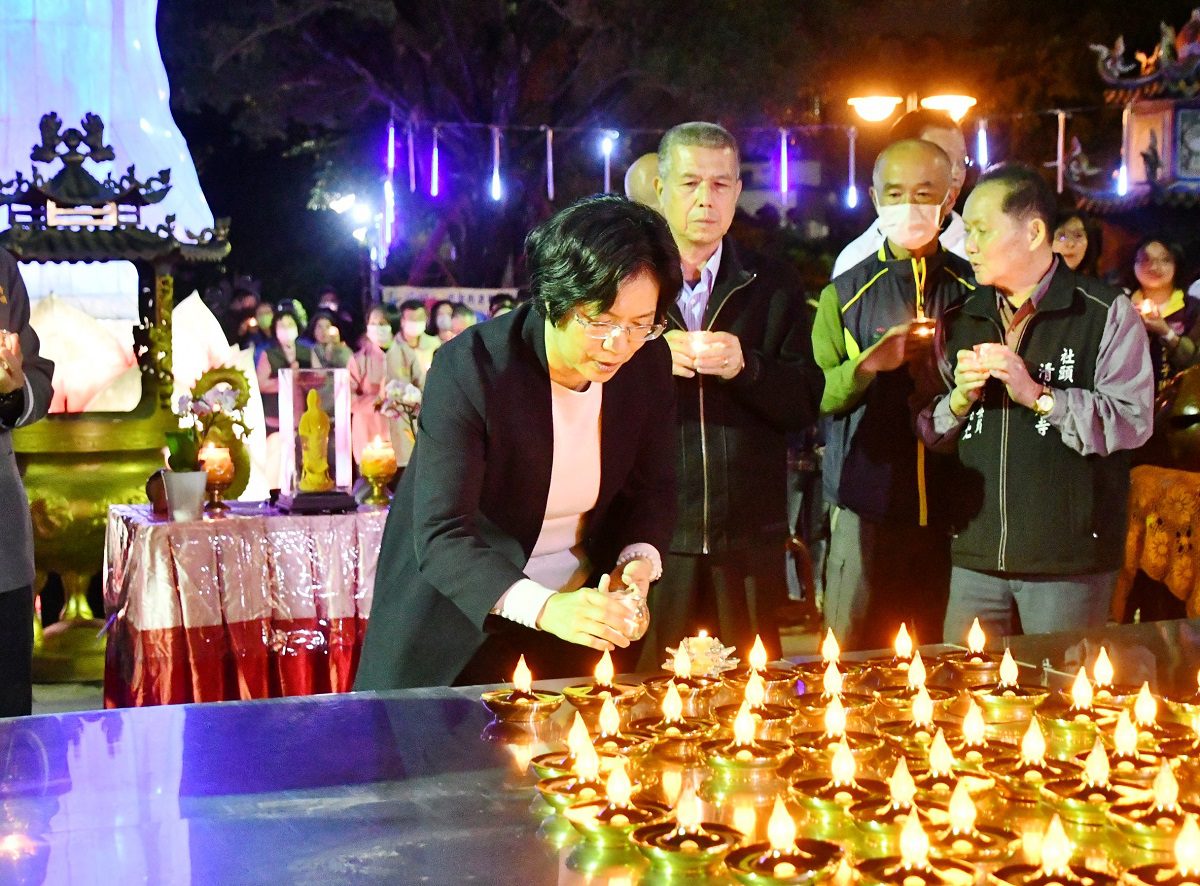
[479,621,1200,884]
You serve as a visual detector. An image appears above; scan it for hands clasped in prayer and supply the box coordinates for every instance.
[951,342,1042,416]
[536,559,652,652]
[664,329,744,379]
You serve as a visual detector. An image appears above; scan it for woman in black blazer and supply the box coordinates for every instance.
[354,196,682,689]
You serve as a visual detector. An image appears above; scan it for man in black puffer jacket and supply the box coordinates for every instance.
[635,122,824,669]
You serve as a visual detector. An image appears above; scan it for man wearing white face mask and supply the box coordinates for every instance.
[813,139,976,650]
[832,110,970,278]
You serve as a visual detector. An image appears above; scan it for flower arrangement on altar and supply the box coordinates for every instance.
[166,367,253,498]
[376,380,422,439]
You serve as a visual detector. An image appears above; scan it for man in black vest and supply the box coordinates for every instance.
[635,122,824,668]
[815,139,975,651]
[920,163,1153,642]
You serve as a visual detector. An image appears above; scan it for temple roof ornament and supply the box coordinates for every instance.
[1091,9,1200,102]
[0,112,228,263]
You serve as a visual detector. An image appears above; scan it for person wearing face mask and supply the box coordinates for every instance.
[256,307,316,433]
[397,300,440,374]
[832,110,971,278]
[813,139,976,651]
[348,303,426,468]
[428,300,456,343]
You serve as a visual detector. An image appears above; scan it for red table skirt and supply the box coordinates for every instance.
[103,504,386,707]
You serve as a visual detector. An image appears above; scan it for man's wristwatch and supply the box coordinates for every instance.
[1032,386,1055,417]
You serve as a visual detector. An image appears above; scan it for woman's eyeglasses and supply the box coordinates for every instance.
[572,313,666,343]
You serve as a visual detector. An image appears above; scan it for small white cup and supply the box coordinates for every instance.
[163,471,208,522]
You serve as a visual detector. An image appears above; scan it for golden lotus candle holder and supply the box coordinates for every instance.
[1089,647,1140,711]
[1121,814,1200,886]
[358,435,397,507]
[1163,669,1200,726]
[790,738,888,840]
[724,798,845,886]
[911,730,995,801]
[479,655,564,724]
[700,703,794,808]
[536,739,609,812]
[791,694,886,775]
[724,635,801,706]
[589,697,654,760]
[853,758,944,855]
[631,784,744,879]
[793,660,877,733]
[714,674,798,743]
[644,674,723,720]
[631,680,717,764]
[1121,683,1197,755]
[970,649,1050,740]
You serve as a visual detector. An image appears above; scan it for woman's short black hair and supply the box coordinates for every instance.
[426,298,454,335]
[525,194,682,325]
[307,308,339,340]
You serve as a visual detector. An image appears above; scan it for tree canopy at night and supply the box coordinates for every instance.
[156,0,1194,296]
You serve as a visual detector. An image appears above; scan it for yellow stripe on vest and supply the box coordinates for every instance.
[844,328,861,360]
[916,439,928,527]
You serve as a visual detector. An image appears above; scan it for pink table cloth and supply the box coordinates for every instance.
[102,502,386,707]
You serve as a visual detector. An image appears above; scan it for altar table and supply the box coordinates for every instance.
[102,503,386,708]
[1115,464,1200,621]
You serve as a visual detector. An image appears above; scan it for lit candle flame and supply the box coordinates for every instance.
[998,648,1019,687]
[1113,710,1139,757]
[662,681,685,724]
[888,756,917,808]
[598,696,621,738]
[767,797,798,853]
[1093,647,1114,688]
[1153,761,1181,811]
[1141,298,1155,317]
[733,701,757,746]
[1070,666,1094,711]
[745,672,766,709]
[948,781,977,834]
[606,757,633,808]
[673,644,693,680]
[911,685,935,728]
[749,635,768,672]
[824,694,847,738]
[513,655,533,693]
[1039,815,1073,876]
[821,629,841,664]
[929,728,955,777]
[895,623,913,660]
[567,712,591,761]
[899,812,931,870]
[966,618,986,655]
[594,650,615,688]
[831,737,857,786]
[1176,815,1200,876]
[674,784,702,833]
[1134,682,1157,727]
[1083,737,1110,788]
[962,700,986,746]
[823,661,844,698]
[661,768,682,807]
[1020,718,1047,764]
[575,739,601,782]
[906,650,927,690]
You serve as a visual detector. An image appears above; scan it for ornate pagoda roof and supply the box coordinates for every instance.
[1072,181,1200,214]
[1093,9,1200,103]
[0,112,228,263]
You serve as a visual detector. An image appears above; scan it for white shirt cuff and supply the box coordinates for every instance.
[615,543,662,582]
[491,579,556,629]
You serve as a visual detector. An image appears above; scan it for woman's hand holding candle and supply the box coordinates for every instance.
[537,584,636,651]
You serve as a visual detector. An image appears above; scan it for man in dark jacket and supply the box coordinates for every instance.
[814,139,975,651]
[636,122,824,668]
[0,249,54,717]
[919,162,1153,642]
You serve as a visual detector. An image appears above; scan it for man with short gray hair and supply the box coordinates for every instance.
[635,121,824,668]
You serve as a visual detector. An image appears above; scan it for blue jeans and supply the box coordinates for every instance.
[942,567,1115,643]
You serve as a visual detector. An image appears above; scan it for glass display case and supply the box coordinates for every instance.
[277,367,356,512]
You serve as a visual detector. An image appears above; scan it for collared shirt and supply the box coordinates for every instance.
[996,256,1058,349]
[677,241,723,332]
[832,212,967,279]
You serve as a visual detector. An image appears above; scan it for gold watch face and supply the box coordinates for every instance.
[1035,392,1054,415]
